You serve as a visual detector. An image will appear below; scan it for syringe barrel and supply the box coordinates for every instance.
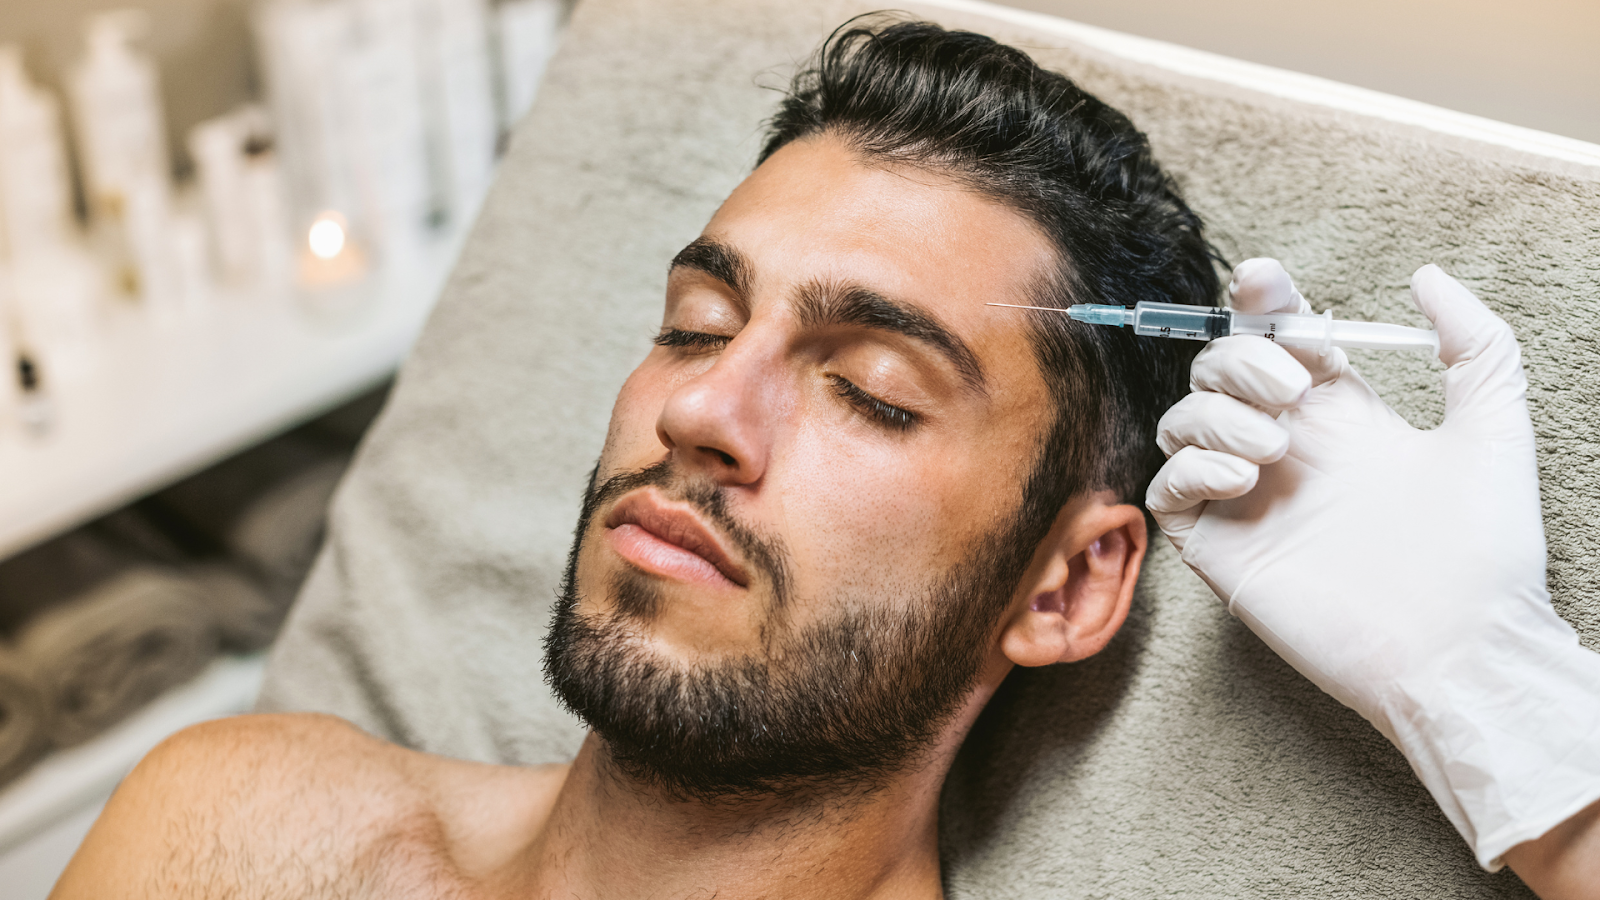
[1130,302,1231,341]
[1230,310,1440,353]
[1228,310,1331,346]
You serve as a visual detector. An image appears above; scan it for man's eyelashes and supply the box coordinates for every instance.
[654,328,919,432]
[654,328,731,350]
[829,376,918,432]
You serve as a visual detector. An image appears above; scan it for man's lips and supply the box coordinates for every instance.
[604,490,750,589]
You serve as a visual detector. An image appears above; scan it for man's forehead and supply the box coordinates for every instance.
[670,135,1059,377]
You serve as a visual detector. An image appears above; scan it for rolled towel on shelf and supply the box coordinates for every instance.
[0,645,49,786]
[188,563,287,653]
[150,435,340,549]
[18,568,220,747]
[0,529,137,635]
[227,458,348,598]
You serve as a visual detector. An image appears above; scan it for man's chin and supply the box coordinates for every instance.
[544,586,968,805]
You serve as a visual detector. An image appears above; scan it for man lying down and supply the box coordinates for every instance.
[55,18,1600,900]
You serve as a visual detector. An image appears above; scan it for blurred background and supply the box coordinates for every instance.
[1008,0,1599,145]
[0,0,570,895]
[0,0,1591,895]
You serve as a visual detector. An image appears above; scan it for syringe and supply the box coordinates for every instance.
[988,301,1440,355]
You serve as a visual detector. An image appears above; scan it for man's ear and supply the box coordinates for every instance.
[1000,495,1147,667]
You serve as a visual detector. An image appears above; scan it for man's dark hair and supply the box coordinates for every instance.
[761,17,1222,549]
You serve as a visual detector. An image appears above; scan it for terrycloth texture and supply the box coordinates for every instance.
[0,645,48,785]
[260,0,1600,895]
[19,568,219,746]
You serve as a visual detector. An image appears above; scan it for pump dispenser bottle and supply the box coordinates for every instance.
[0,48,76,263]
[0,45,99,375]
[68,10,179,314]
[416,0,497,226]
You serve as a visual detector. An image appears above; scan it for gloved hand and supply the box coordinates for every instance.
[1147,259,1600,870]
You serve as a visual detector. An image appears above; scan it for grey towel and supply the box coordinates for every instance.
[19,568,220,747]
[0,645,48,785]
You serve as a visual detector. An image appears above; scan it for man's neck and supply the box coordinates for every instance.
[518,734,950,899]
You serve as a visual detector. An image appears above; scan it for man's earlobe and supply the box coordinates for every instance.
[1000,499,1146,668]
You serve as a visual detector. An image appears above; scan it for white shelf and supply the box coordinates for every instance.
[0,226,468,560]
[0,653,267,852]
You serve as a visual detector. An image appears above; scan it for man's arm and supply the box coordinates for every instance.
[1506,799,1600,900]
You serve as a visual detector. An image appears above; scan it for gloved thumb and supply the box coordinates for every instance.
[1409,265,1529,431]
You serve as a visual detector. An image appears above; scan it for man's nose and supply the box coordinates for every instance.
[655,344,775,485]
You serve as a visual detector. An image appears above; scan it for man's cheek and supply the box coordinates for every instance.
[603,366,674,468]
[781,438,948,578]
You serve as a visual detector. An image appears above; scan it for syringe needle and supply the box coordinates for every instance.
[985,303,1067,312]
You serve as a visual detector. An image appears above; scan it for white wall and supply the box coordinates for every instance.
[994,0,1600,144]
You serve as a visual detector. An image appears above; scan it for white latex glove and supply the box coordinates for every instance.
[1148,259,1600,870]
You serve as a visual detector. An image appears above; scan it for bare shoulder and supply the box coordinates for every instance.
[51,713,568,900]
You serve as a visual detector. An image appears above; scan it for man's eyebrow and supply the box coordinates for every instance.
[669,236,753,303]
[795,281,987,394]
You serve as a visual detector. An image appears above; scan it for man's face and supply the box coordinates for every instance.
[546,133,1061,797]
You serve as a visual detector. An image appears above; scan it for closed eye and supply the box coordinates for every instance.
[654,328,731,351]
[829,375,918,432]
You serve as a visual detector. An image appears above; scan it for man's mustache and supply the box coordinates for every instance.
[584,459,792,609]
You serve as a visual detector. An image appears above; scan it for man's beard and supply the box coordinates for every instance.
[543,459,1038,804]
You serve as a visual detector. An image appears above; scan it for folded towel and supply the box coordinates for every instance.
[0,645,48,785]
[0,529,135,636]
[18,568,219,747]
[227,458,347,597]
[188,564,285,653]
[300,383,391,446]
[151,435,341,551]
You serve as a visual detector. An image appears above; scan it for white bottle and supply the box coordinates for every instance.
[0,47,77,264]
[240,142,294,291]
[169,189,213,312]
[190,106,282,288]
[68,10,179,314]
[0,274,52,436]
[342,0,434,258]
[256,0,432,278]
[0,46,100,375]
[413,0,497,227]
[0,277,18,431]
[493,0,565,136]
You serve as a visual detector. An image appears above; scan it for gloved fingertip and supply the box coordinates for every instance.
[1408,263,1514,370]
[1219,451,1261,493]
[1259,423,1292,465]
[1191,336,1312,411]
[1279,363,1313,409]
[1229,258,1307,315]
[1408,263,1480,321]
